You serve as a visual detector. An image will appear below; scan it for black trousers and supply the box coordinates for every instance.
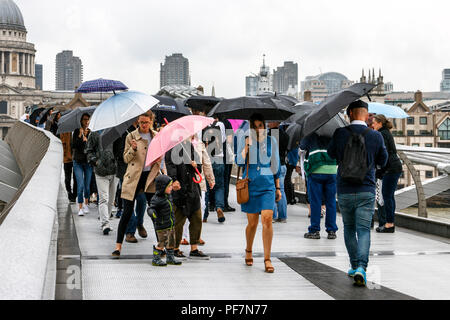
[116,171,152,244]
[224,163,233,207]
[285,164,296,204]
[64,162,77,197]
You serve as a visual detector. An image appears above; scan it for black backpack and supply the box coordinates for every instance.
[340,127,372,184]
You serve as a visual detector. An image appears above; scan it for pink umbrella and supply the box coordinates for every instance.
[228,119,244,132]
[145,115,215,182]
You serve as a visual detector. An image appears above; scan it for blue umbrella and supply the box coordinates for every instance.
[76,78,128,94]
[88,91,159,132]
[368,102,408,119]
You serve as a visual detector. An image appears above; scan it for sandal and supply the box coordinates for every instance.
[245,250,253,266]
[199,239,206,246]
[264,259,274,273]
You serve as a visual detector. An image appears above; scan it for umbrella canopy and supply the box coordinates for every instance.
[228,119,245,132]
[185,96,222,113]
[207,96,295,121]
[257,92,299,107]
[100,117,138,149]
[283,102,318,125]
[302,83,376,138]
[39,107,54,125]
[286,113,348,150]
[56,106,97,135]
[88,91,159,132]
[29,107,45,126]
[152,95,191,124]
[76,78,128,93]
[368,102,409,119]
[145,115,214,166]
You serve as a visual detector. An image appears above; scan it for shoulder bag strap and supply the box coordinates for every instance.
[237,145,250,181]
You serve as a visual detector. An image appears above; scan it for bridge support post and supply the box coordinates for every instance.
[398,151,428,218]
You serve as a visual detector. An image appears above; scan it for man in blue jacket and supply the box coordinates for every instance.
[327,100,388,287]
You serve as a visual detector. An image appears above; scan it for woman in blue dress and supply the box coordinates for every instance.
[236,113,282,273]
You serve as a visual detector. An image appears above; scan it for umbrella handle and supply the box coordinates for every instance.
[193,167,202,184]
[164,118,169,125]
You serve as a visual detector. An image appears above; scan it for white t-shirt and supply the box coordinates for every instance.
[140,132,152,172]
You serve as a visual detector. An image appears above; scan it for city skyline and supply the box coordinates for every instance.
[16,0,450,97]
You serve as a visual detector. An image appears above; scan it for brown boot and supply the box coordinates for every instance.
[125,233,138,243]
[217,208,225,223]
[137,225,148,238]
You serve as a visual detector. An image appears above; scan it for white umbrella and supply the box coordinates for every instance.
[88,91,159,132]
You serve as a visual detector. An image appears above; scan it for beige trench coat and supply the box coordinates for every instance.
[121,128,161,201]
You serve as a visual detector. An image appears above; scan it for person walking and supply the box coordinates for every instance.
[72,113,93,216]
[60,131,77,203]
[300,133,338,239]
[237,113,282,273]
[203,117,227,223]
[285,147,300,205]
[222,118,236,213]
[50,111,61,137]
[112,112,162,257]
[165,136,213,260]
[86,130,120,235]
[113,121,148,242]
[327,100,388,286]
[371,114,403,233]
[148,175,182,267]
[268,121,289,223]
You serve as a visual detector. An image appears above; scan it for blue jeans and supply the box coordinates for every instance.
[307,174,338,233]
[126,192,147,234]
[338,192,376,271]
[273,165,287,220]
[73,161,93,204]
[382,172,401,224]
[204,163,225,220]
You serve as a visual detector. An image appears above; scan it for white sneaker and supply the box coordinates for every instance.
[82,204,90,214]
[78,209,85,216]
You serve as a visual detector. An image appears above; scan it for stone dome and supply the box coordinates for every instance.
[0,0,26,32]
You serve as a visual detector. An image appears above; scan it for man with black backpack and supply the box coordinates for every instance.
[327,100,388,287]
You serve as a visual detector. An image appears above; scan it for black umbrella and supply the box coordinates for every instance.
[284,101,348,150]
[257,92,299,107]
[56,106,97,135]
[301,83,376,138]
[100,117,138,150]
[151,95,191,124]
[283,102,318,125]
[39,107,54,125]
[29,107,45,126]
[185,96,222,113]
[207,96,295,121]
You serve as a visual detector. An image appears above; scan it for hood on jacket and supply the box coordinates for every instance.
[155,175,172,196]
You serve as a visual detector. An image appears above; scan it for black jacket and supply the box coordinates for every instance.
[113,125,136,180]
[85,131,119,177]
[148,175,175,231]
[72,128,90,163]
[378,127,403,176]
[165,142,202,216]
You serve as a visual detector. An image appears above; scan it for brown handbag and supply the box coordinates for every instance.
[236,151,250,204]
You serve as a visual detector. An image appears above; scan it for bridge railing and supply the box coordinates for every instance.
[0,121,62,299]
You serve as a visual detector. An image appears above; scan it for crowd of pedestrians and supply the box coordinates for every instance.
[35,98,399,287]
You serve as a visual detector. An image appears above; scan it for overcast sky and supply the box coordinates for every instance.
[16,0,450,97]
